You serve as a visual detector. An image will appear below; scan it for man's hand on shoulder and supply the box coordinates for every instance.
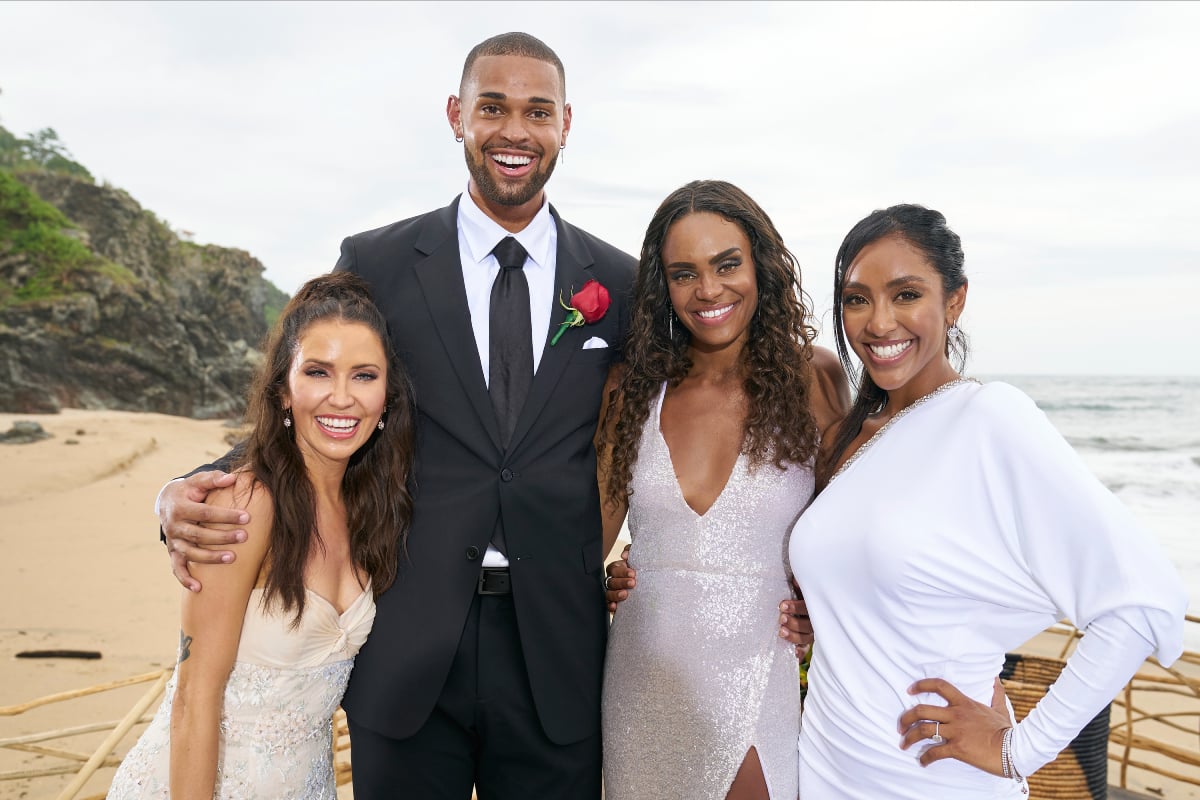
[160,470,250,592]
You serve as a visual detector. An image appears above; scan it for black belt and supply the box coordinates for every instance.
[477,567,511,596]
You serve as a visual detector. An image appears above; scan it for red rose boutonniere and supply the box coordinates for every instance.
[550,279,610,346]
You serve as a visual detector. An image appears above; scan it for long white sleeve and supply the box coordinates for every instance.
[976,383,1184,664]
[975,384,1187,775]
[1011,609,1154,775]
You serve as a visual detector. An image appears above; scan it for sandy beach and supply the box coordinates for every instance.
[0,409,234,799]
[2,408,1198,799]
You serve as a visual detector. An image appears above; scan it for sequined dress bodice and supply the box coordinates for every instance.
[108,585,375,799]
[601,385,814,799]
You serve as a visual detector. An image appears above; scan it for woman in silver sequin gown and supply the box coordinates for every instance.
[108,274,415,799]
[596,181,848,800]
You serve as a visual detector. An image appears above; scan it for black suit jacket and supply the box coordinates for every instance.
[336,197,635,745]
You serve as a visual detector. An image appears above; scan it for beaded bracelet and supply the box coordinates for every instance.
[1001,726,1027,792]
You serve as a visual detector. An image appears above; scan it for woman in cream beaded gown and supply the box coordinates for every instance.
[109,273,415,799]
[596,181,847,800]
[788,204,1186,798]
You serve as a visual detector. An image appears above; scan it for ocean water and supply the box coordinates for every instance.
[988,375,1200,649]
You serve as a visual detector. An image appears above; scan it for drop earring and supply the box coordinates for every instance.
[948,322,964,347]
[282,409,292,429]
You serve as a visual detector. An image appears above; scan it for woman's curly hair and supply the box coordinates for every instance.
[599,180,820,507]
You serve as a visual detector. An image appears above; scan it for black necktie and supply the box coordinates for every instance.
[489,236,531,556]
[489,236,532,449]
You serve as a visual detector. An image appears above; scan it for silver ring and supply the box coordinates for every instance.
[604,576,614,591]
[931,721,944,744]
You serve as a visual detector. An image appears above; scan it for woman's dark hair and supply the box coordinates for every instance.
[237,271,415,623]
[818,203,968,484]
[599,179,820,506]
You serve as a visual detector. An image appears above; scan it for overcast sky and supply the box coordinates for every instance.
[1,1,1197,375]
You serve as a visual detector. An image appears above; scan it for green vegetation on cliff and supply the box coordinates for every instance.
[0,123,93,182]
[0,170,132,306]
[0,116,289,417]
[0,119,128,307]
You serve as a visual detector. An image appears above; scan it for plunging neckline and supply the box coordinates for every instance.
[305,585,370,618]
[655,383,741,519]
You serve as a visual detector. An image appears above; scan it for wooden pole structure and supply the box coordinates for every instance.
[53,668,169,800]
[0,671,166,716]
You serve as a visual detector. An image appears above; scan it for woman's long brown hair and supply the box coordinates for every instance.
[237,272,415,624]
[599,180,820,507]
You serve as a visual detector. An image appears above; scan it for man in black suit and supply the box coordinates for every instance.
[159,32,635,799]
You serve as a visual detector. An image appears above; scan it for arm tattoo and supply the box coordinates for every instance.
[179,630,194,663]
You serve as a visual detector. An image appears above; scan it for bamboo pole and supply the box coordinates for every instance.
[1107,753,1200,787]
[1113,676,1132,786]
[1109,698,1200,738]
[7,742,110,762]
[53,668,169,800]
[0,753,121,781]
[0,716,152,748]
[0,670,167,716]
[1123,674,1200,691]
[1109,729,1200,768]
[0,765,91,780]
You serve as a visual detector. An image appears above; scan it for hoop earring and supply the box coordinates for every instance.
[455,132,464,143]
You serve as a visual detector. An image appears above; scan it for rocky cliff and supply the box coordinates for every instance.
[0,170,288,417]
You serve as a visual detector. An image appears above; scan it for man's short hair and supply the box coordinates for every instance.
[460,32,566,99]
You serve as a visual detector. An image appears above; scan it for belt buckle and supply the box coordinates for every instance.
[477,567,510,596]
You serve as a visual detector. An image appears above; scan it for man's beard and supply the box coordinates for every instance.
[464,145,559,208]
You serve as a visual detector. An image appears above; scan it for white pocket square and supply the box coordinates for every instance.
[581,337,609,350]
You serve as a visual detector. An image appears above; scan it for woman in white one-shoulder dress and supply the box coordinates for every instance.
[109,273,415,799]
[789,204,1186,798]
[596,180,847,800]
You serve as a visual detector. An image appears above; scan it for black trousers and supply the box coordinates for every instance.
[347,592,602,800]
